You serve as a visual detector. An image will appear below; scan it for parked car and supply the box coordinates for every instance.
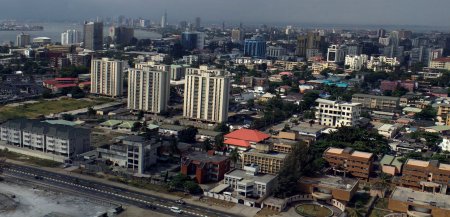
[170,206,183,214]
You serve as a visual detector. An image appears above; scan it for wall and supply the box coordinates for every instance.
[0,142,66,162]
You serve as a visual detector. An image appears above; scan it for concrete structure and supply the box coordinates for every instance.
[298,175,359,203]
[388,187,450,217]
[183,66,230,123]
[400,159,450,192]
[437,104,450,125]
[109,26,134,45]
[231,28,244,43]
[323,147,374,180]
[83,21,103,50]
[181,151,231,184]
[344,55,368,71]
[266,46,287,59]
[297,32,325,58]
[61,29,81,45]
[181,31,205,51]
[244,35,267,58]
[352,94,400,111]
[127,65,170,114]
[97,136,160,175]
[242,147,287,175]
[0,119,91,160]
[429,57,450,71]
[377,123,401,139]
[315,98,362,128]
[327,45,346,63]
[380,155,403,176]
[224,165,277,198]
[170,64,187,81]
[90,58,124,97]
[16,32,31,47]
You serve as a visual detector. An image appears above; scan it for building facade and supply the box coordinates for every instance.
[244,35,267,58]
[83,21,103,50]
[400,159,450,191]
[90,58,124,97]
[351,94,400,111]
[61,29,81,45]
[388,187,450,217]
[181,31,205,51]
[181,151,230,184]
[315,98,362,127]
[16,33,31,48]
[323,147,374,180]
[183,66,230,123]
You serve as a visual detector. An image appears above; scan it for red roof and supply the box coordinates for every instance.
[224,129,270,143]
[43,80,58,85]
[78,81,91,85]
[224,138,250,148]
[55,77,78,81]
[279,72,293,76]
[54,83,77,88]
[433,57,450,62]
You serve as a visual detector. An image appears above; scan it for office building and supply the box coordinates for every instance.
[109,26,134,45]
[181,151,230,184]
[344,55,368,71]
[296,31,325,57]
[400,159,450,191]
[61,29,81,45]
[327,44,346,63]
[223,165,277,198]
[351,94,400,111]
[266,46,287,59]
[161,11,167,28]
[377,28,386,38]
[388,187,450,217]
[231,28,244,43]
[244,35,266,58]
[16,32,31,47]
[170,64,187,81]
[90,58,124,97]
[242,148,287,175]
[195,17,201,30]
[183,66,230,123]
[0,119,91,161]
[181,31,205,51]
[298,175,359,203]
[32,37,51,46]
[346,44,362,56]
[127,65,170,114]
[83,21,103,50]
[323,147,374,180]
[315,98,361,128]
[97,136,160,175]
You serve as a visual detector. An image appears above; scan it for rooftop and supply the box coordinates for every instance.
[225,129,270,142]
[300,175,358,191]
[352,93,400,101]
[391,187,450,209]
[406,159,429,167]
[351,151,373,159]
[184,151,229,163]
[380,155,403,170]
[326,147,344,155]
[225,169,277,185]
[244,149,287,160]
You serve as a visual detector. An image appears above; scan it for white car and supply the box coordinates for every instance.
[170,206,183,214]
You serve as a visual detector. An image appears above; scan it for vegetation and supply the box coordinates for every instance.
[0,149,61,167]
[414,105,437,121]
[178,126,198,143]
[168,173,202,194]
[295,204,333,217]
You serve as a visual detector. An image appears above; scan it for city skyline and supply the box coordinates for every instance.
[0,0,450,27]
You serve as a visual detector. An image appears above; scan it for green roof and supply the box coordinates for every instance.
[100,120,123,127]
[147,124,159,130]
[44,120,78,126]
[380,155,403,170]
[118,121,138,129]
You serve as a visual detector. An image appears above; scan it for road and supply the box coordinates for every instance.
[3,163,239,217]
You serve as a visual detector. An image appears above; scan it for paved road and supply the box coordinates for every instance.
[3,163,239,217]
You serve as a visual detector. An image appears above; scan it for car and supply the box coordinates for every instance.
[175,199,186,205]
[34,175,43,180]
[170,206,183,214]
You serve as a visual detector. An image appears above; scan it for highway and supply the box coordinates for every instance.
[3,163,239,217]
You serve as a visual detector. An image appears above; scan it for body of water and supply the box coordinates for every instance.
[0,22,162,45]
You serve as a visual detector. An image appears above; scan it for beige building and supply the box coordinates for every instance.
[90,58,124,97]
[437,104,450,125]
[429,57,450,71]
[351,94,400,111]
[183,66,230,123]
[315,98,362,128]
[127,65,170,114]
[242,148,287,175]
[388,187,450,217]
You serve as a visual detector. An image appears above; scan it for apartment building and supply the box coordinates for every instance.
[298,175,359,203]
[223,164,277,198]
[351,94,400,111]
[181,151,230,184]
[90,58,124,97]
[323,147,374,179]
[183,66,230,123]
[400,159,450,192]
[389,187,450,217]
[429,57,450,71]
[315,98,362,128]
[242,147,287,175]
[127,65,170,114]
[97,135,160,175]
[437,104,450,125]
[0,119,91,160]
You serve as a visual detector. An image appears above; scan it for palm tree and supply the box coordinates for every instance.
[229,148,240,168]
[202,139,212,151]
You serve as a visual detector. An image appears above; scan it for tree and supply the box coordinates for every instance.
[131,122,143,132]
[214,135,225,152]
[87,107,96,117]
[415,105,436,121]
[183,180,202,194]
[214,123,229,133]
[61,114,75,121]
[178,126,198,143]
[69,86,85,99]
[202,139,212,151]
[229,148,240,168]
[137,110,144,120]
[169,136,180,156]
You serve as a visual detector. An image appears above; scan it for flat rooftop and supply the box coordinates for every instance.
[185,151,229,163]
[326,147,344,155]
[391,187,450,209]
[351,151,373,159]
[406,159,430,167]
[244,149,287,160]
[300,175,358,191]
[225,169,277,185]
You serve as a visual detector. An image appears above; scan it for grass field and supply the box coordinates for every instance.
[0,97,113,122]
[0,149,61,167]
[295,204,333,217]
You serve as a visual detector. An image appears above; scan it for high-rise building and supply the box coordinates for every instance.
[244,35,266,58]
[195,17,201,30]
[161,11,167,28]
[327,44,346,63]
[109,26,134,45]
[296,31,325,57]
[128,64,170,114]
[377,28,386,38]
[181,31,205,51]
[179,21,188,31]
[16,33,31,48]
[83,21,103,50]
[61,29,81,45]
[90,58,124,97]
[183,66,230,123]
[231,28,244,43]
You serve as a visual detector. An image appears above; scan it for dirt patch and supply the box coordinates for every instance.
[0,192,18,212]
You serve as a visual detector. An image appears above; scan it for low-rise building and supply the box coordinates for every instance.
[351,94,400,111]
[388,187,450,217]
[242,148,287,175]
[224,129,270,151]
[298,175,359,203]
[323,147,374,180]
[224,165,277,199]
[400,159,450,192]
[377,123,402,139]
[380,155,403,176]
[181,151,231,184]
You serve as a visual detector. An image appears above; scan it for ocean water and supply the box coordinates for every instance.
[0,22,162,44]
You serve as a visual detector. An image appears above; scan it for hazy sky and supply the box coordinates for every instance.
[1,0,449,27]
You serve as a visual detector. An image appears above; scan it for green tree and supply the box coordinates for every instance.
[202,139,212,151]
[229,148,240,168]
[131,122,143,132]
[178,126,198,143]
[183,181,202,194]
[414,105,436,121]
[87,107,96,117]
[61,114,75,121]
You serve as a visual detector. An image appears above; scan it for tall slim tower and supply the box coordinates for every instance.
[83,21,103,50]
[16,33,31,48]
[161,10,167,28]
[195,17,201,30]
[90,58,124,97]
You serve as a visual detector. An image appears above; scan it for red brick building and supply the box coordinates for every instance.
[181,151,230,184]
[380,80,415,92]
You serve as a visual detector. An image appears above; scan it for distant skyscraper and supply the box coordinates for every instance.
[327,44,346,63]
[161,11,167,28]
[231,28,244,43]
[181,31,205,51]
[244,35,267,58]
[83,21,103,50]
[109,26,134,45]
[296,31,325,58]
[16,33,31,48]
[128,64,170,114]
[377,28,386,38]
[195,17,201,30]
[61,29,81,45]
[179,21,188,31]
[183,66,230,123]
[90,58,124,97]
